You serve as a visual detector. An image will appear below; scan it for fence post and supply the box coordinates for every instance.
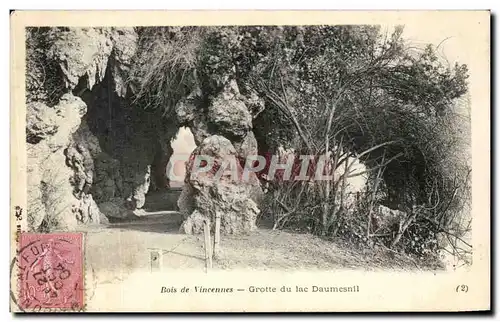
[213,212,221,259]
[203,219,213,271]
[148,248,163,273]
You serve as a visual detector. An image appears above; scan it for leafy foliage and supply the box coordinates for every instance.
[26,27,67,106]
[126,26,470,258]
[229,25,469,258]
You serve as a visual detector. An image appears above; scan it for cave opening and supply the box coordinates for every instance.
[72,61,193,218]
[143,126,197,212]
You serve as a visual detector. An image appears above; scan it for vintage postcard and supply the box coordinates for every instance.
[10,10,490,312]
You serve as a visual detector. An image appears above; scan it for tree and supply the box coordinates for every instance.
[241,25,469,253]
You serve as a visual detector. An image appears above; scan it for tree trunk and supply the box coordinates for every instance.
[322,137,330,235]
[367,151,386,237]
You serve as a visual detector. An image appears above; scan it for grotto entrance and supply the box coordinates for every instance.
[65,42,263,234]
[73,65,195,224]
[142,127,197,213]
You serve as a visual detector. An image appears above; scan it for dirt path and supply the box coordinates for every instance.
[82,212,443,280]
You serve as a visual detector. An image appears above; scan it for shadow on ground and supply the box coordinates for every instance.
[83,191,443,279]
[107,213,183,234]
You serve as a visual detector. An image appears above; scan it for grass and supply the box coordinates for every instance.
[128,27,203,115]
[215,229,444,271]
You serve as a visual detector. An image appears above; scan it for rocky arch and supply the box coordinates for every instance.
[26,27,265,235]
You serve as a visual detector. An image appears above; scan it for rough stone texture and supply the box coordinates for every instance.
[109,28,138,97]
[177,73,265,215]
[26,28,266,233]
[124,166,151,209]
[26,102,61,142]
[27,144,77,232]
[177,184,195,216]
[75,194,107,225]
[150,126,178,192]
[72,120,102,156]
[233,130,258,160]
[177,80,258,145]
[66,119,128,210]
[38,149,80,231]
[175,97,211,146]
[244,89,266,119]
[25,27,148,231]
[47,95,88,149]
[97,197,145,219]
[372,204,406,233]
[178,135,260,235]
[189,114,211,146]
[26,94,87,149]
[46,28,114,91]
[64,142,94,197]
[27,153,46,230]
[179,210,206,235]
[92,152,123,202]
[81,61,161,212]
[174,90,198,124]
[232,131,264,205]
[45,27,137,94]
[208,80,253,139]
[26,94,89,231]
[97,198,125,219]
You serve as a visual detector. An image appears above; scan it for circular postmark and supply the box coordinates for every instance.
[10,233,85,312]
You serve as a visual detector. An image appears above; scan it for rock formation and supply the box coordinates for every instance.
[25,27,265,234]
[26,27,164,230]
[26,94,88,231]
[175,75,264,234]
[178,136,260,234]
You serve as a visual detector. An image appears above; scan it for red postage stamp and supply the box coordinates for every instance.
[17,233,84,311]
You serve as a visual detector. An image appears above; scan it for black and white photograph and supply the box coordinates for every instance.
[9,10,490,312]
